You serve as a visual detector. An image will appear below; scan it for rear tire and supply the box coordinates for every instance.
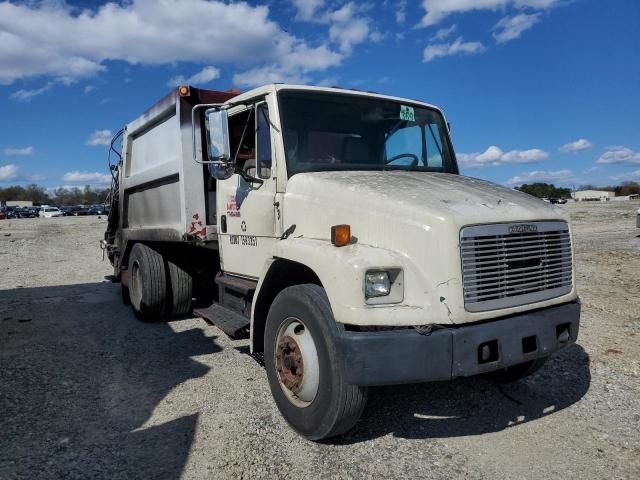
[264,284,367,441]
[166,257,193,317]
[128,243,166,321]
[487,357,548,383]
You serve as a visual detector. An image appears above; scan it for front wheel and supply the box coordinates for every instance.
[264,284,367,441]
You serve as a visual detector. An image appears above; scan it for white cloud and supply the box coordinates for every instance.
[168,66,220,87]
[596,146,640,165]
[9,82,53,101]
[493,13,541,43]
[370,30,386,43]
[315,76,340,87]
[291,0,325,21]
[3,146,33,156]
[324,2,377,54]
[432,24,457,41]
[418,0,561,28]
[506,169,573,185]
[559,138,593,153]
[233,65,310,87]
[396,1,407,24]
[233,43,341,87]
[330,18,371,53]
[423,37,485,62]
[0,164,18,181]
[610,170,640,182]
[62,171,111,184]
[328,2,356,23]
[86,130,113,147]
[458,145,549,167]
[84,85,95,94]
[0,0,340,86]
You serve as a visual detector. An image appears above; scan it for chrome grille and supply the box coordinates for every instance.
[460,222,573,312]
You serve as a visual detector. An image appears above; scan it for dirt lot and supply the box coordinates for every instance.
[1,202,639,480]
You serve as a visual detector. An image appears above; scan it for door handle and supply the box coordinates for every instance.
[221,215,227,233]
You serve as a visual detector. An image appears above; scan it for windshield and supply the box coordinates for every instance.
[278,91,458,176]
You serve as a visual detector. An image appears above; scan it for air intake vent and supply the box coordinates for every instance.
[460,221,573,312]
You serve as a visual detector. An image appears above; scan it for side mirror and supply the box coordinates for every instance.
[204,108,234,180]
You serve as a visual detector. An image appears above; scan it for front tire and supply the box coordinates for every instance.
[128,243,166,321]
[264,284,367,440]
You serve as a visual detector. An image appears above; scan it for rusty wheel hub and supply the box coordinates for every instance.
[276,335,305,394]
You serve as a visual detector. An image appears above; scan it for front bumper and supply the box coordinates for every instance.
[336,301,580,386]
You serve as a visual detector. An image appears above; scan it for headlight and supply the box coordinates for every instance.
[365,271,391,298]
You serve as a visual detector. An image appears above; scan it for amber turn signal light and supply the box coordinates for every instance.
[331,224,351,247]
[179,86,190,96]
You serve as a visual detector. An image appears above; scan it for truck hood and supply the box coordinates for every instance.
[284,171,568,241]
[282,171,574,326]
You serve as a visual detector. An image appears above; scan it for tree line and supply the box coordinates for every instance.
[0,184,111,206]
[516,183,572,199]
[515,181,640,199]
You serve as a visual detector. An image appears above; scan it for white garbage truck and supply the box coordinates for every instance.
[103,84,580,440]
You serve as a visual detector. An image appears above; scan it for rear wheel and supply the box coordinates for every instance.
[165,256,193,317]
[264,284,367,440]
[128,243,166,321]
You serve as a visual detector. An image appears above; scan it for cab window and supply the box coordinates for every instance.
[256,104,272,179]
[385,125,423,166]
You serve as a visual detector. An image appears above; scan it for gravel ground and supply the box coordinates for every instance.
[1,203,639,480]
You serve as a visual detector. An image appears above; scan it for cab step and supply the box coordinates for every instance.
[194,303,250,339]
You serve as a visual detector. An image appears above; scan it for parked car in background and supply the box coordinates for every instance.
[62,205,90,216]
[637,207,640,228]
[4,206,18,219]
[550,198,568,204]
[0,209,6,220]
[39,206,63,218]
[73,205,91,216]
[59,206,74,216]
[15,207,39,218]
[88,204,109,215]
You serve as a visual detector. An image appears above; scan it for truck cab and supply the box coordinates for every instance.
[104,84,580,440]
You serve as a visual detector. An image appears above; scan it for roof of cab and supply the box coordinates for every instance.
[226,83,443,114]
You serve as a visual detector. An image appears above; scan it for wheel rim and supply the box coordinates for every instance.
[274,317,320,407]
[129,260,142,309]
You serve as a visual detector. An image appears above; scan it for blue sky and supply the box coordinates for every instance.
[1,0,639,191]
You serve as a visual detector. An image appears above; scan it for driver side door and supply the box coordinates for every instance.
[217,100,278,279]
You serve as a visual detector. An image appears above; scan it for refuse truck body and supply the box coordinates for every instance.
[104,84,580,440]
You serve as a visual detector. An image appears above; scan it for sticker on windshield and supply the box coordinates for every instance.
[399,105,415,122]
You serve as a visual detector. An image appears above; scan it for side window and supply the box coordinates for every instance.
[385,125,423,166]
[256,104,272,179]
[228,109,255,172]
[425,123,444,168]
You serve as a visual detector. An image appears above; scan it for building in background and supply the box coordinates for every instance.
[572,190,614,202]
[4,200,34,207]
[612,194,640,201]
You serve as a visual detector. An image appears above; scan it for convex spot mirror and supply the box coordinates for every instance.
[205,108,234,180]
